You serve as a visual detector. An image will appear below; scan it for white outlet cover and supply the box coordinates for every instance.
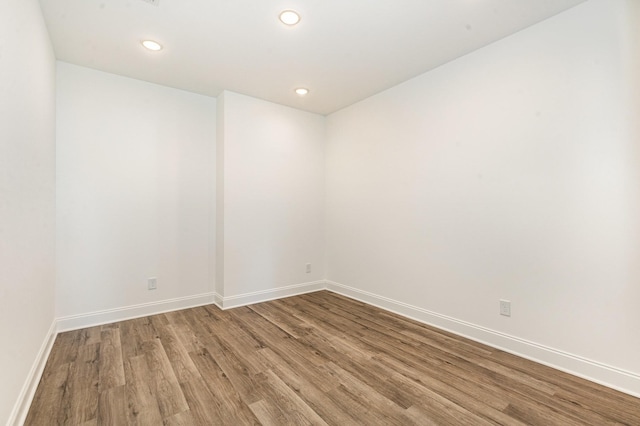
[500,300,511,317]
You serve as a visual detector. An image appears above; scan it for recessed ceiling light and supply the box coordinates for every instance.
[141,40,163,51]
[295,88,309,96]
[279,10,301,26]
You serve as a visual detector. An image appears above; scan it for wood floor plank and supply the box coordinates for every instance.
[198,340,266,405]
[402,405,444,426]
[165,311,207,354]
[257,339,336,394]
[180,307,228,351]
[188,347,262,424]
[26,290,640,425]
[390,370,521,426]
[220,306,289,351]
[326,383,408,426]
[62,342,101,424]
[24,363,71,426]
[320,361,416,425]
[153,320,202,384]
[39,330,82,375]
[162,409,196,426]
[212,317,271,376]
[78,327,102,347]
[349,319,567,420]
[552,389,640,425]
[97,385,128,425]
[248,399,294,426]
[124,355,164,425]
[256,347,357,424]
[140,338,189,419]
[370,335,574,424]
[258,369,329,425]
[289,326,420,410]
[374,351,511,413]
[503,401,588,426]
[119,317,159,360]
[178,378,226,425]
[98,328,125,392]
[249,302,308,339]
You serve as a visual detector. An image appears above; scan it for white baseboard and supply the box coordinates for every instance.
[56,292,216,332]
[217,280,326,310]
[213,292,224,308]
[8,320,57,426]
[325,280,640,399]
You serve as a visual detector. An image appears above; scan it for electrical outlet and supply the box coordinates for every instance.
[148,277,157,290]
[500,299,511,317]
[306,263,311,273]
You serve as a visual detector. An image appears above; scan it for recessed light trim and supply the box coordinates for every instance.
[141,39,163,51]
[279,10,301,26]
[295,87,309,96]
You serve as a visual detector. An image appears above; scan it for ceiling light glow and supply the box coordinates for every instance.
[279,10,301,26]
[141,40,163,51]
[295,88,309,96]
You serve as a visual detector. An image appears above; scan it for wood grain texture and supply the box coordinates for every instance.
[25,291,640,425]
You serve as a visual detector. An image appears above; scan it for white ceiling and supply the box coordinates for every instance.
[39,0,585,115]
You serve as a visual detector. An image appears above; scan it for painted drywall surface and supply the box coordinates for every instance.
[219,91,325,298]
[56,62,216,318]
[0,0,56,422]
[326,0,640,376]
[215,93,226,297]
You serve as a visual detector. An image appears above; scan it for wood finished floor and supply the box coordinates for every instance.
[26,291,640,425]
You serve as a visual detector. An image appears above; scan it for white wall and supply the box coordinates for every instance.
[56,62,216,320]
[217,91,325,305]
[326,0,640,393]
[215,93,226,298]
[0,0,56,423]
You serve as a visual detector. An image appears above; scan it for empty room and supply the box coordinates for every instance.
[2,0,639,424]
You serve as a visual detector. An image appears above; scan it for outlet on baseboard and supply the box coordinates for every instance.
[148,277,157,290]
[306,263,311,273]
[499,299,511,317]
